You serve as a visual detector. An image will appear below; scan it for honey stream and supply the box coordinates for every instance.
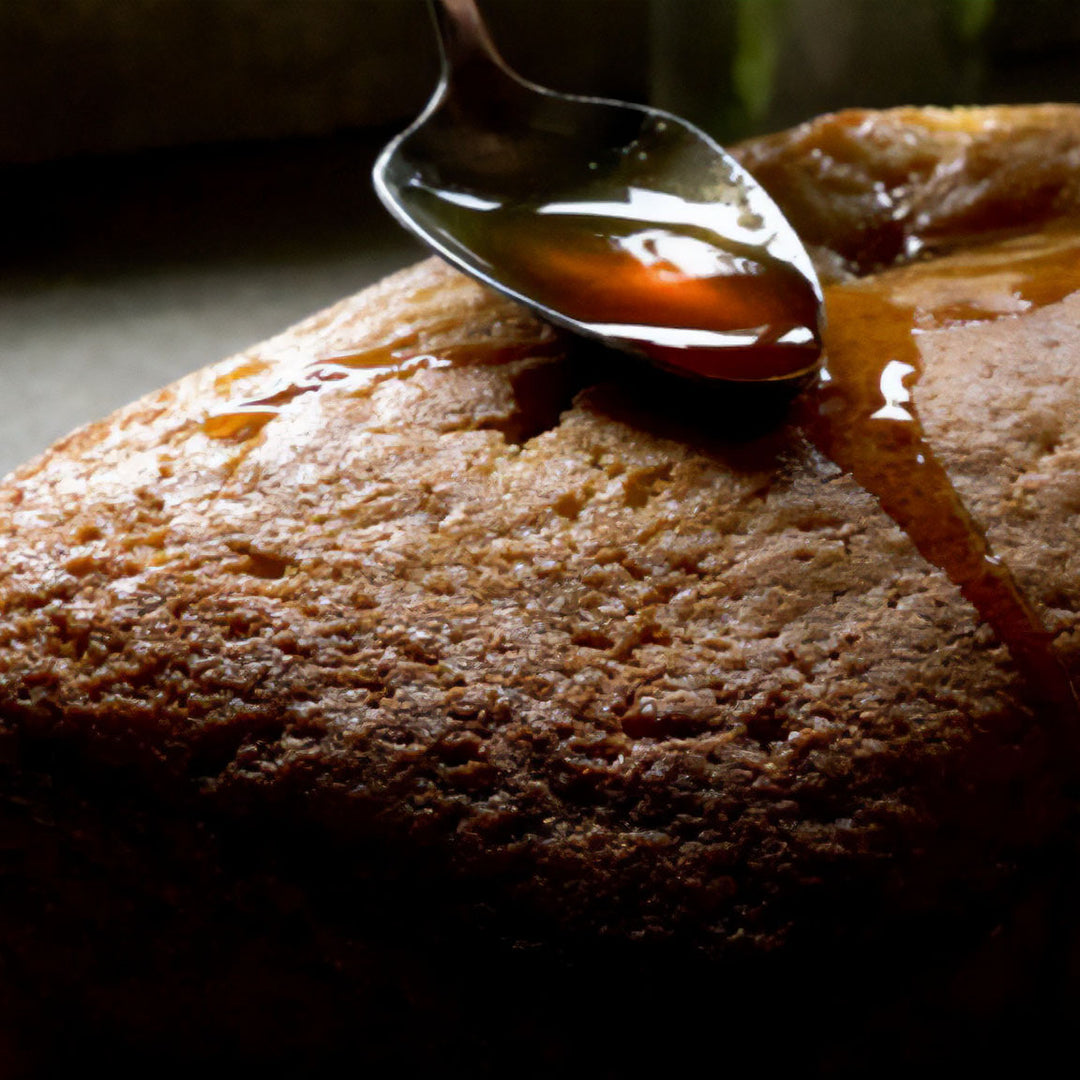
[810,226,1080,723]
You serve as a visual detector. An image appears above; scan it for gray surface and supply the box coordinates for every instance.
[0,256,410,477]
[0,135,424,478]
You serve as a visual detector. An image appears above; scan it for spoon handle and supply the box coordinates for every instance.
[427,0,507,74]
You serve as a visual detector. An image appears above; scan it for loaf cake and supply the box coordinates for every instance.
[3,106,1080,1076]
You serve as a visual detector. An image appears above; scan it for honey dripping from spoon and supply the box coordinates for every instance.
[809,226,1080,731]
[367,1,1077,725]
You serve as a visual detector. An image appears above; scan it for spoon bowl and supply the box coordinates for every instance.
[374,0,824,383]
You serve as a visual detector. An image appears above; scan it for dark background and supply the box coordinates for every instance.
[2,0,1079,474]
[3,0,1079,163]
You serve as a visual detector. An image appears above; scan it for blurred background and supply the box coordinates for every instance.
[2,0,1079,473]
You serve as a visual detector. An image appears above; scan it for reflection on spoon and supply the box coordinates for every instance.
[403,180,823,382]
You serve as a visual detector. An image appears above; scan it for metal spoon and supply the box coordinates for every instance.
[373,0,823,383]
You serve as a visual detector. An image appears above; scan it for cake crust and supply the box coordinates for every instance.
[4,105,1080,1072]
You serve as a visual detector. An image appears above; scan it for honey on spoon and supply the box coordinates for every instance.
[372,0,824,384]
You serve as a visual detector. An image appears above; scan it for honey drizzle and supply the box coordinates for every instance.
[809,227,1080,721]
[202,223,1080,725]
[202,326,560,440]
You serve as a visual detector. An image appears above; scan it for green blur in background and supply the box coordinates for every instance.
[2,0,1078,164]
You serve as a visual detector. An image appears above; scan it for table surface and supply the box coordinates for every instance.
[0,132,425,478]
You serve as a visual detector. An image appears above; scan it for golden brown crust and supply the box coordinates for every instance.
[3,106,1080,1069]
[733,104,1080,275]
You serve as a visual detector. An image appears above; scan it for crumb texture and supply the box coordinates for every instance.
[3,109,1080,1053]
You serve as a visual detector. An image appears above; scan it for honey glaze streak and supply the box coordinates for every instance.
[405,180,824,382]
[204,219,1080,729]
[203,323,560,441]
[809,226,1080,725]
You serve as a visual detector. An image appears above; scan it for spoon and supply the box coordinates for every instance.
[373,0,824,383]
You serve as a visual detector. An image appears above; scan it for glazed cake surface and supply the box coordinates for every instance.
[3,105,1080,1073]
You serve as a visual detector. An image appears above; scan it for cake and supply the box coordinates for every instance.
[3,106,1080,1076]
